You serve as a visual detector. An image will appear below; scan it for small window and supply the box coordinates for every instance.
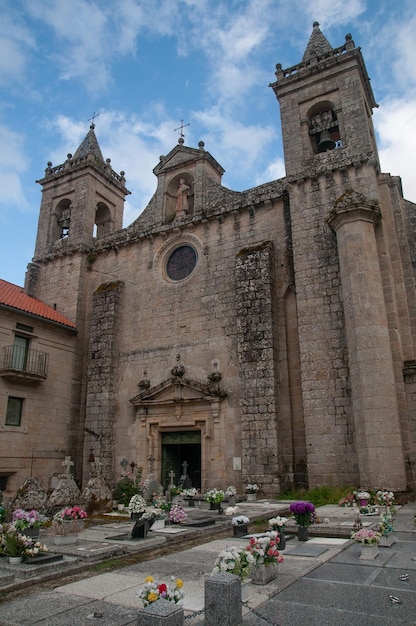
[6,397,24,426]
[16,323,33,334]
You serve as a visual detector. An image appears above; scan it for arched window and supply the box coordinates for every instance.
[95,202,112,238]
[55,198,71,240]
[308,101,341,154]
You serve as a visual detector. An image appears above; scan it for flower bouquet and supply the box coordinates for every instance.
[338,493,356,507]
[169,485,183,497]
[0,523,48,560]
[289,501,315,527]
[268,516,288,532]
[375,490,395,508]
[351,528,381,545]
[128,494,147,515]
[169,504,188,524]
[205,489,225,505]
[52,506,87,535]
[245,531,284,566]
[225,486,237,496]
[183,488,198,498]
[138,575,184,607]
[212,545,255,580]
[246,484,259,494]
[12,509,47,533]
[232,515,249,526]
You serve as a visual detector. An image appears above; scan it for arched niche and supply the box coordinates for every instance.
[308,100,341,154]
[164,173,194,223]
[54,198,72,240]
[95,202,113,238]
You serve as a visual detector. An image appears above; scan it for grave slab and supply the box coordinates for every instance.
[284,544,329,557]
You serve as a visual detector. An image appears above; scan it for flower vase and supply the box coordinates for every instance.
[25,527,40,538]
[9,556,24,565]
[251,562,279,586]
[297,526,309,542]
[278,532,286,550]
[228,495,236,507]
[131,512,143,520]
[359,499,368,507]
[187,497,195,507]
[377,505,388,515]
[359,544,379,560]
[53,533,77,545]
[247,493,257,502]
[117,504,125,511]
[233,524,248,537]
[209,502,219,511]
[379,533,395,547]
[151,519,165,530]
[172,495,181,504]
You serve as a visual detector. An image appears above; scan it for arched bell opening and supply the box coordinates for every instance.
[54,198,72,240]
[308,101,341,154]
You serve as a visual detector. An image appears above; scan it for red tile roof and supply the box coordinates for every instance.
[0,279,77,330]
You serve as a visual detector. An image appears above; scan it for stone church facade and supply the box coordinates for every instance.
[3,24,416,497]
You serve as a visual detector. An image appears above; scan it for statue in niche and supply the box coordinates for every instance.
[176,178,190,214]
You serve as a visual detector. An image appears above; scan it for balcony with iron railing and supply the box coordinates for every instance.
[0,345,49,382]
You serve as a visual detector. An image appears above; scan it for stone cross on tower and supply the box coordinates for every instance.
[62,456,74,476]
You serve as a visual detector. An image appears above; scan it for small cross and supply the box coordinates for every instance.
[182,460,188,475]
[62,456,74,476]
[88,112,100,126]
[168,470,175,487]
[174,119,190,141]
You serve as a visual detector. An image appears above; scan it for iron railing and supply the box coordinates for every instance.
[1,345,49,379]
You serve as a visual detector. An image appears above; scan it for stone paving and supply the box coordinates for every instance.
[0,500,415,625]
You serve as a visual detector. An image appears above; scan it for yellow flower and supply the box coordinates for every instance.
[148,592,159,603]
[145,576,154,583]
[175,578,183,589]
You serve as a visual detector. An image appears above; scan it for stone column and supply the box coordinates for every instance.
[327,191,406,490]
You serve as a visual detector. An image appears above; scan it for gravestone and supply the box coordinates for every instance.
[178,460,192,489]
[13,477,48,513]
[142,454,163,502]
[47,458,82,512]
[81,459,112,514]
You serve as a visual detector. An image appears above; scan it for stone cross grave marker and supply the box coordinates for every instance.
[179,460,192,488]
[62,456,74,477]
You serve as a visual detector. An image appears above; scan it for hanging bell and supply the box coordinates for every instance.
[318,130,336,152]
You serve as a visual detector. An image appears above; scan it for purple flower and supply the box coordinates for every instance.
[289,501,315,527]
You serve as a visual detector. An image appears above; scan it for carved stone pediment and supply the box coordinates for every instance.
[130,376,226,408]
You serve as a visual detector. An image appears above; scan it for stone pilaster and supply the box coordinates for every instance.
[84,281,124,487]
[327,190,406,490]
[235,241,281,496]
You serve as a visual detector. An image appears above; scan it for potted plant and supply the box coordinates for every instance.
[112,476,137,510]
[356,491,371,508]
[244,531,284,585]
[12,509,47,538]
[138,575,184,607]
[182,487,198,506]
[351,527,381,559]
[374,490,395,514]
[378,514,395,547]
[268,516,288,550]
[246,484,259,501]
[52,506,87,545]
[225,485,237,506]
[0,523,48,564]
[232,515,250,536]
[212,545,254,580]
[205,489,225,510]
[289,501,315,541]
[128,494,147,519]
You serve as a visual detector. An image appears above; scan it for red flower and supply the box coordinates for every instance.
[158,583,167,593]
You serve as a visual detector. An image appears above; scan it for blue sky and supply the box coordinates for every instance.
[1,0,416,287]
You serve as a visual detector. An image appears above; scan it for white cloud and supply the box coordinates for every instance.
[0,14,35,86]
[0,125,30,208]
[375,98,416,203]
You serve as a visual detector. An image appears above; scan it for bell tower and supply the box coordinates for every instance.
[26,124,130,316]
[270,22,380,179]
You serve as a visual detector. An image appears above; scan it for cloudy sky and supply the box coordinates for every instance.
[1,0,416,286]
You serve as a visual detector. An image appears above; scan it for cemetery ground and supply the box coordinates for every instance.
[0,498,415,625]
